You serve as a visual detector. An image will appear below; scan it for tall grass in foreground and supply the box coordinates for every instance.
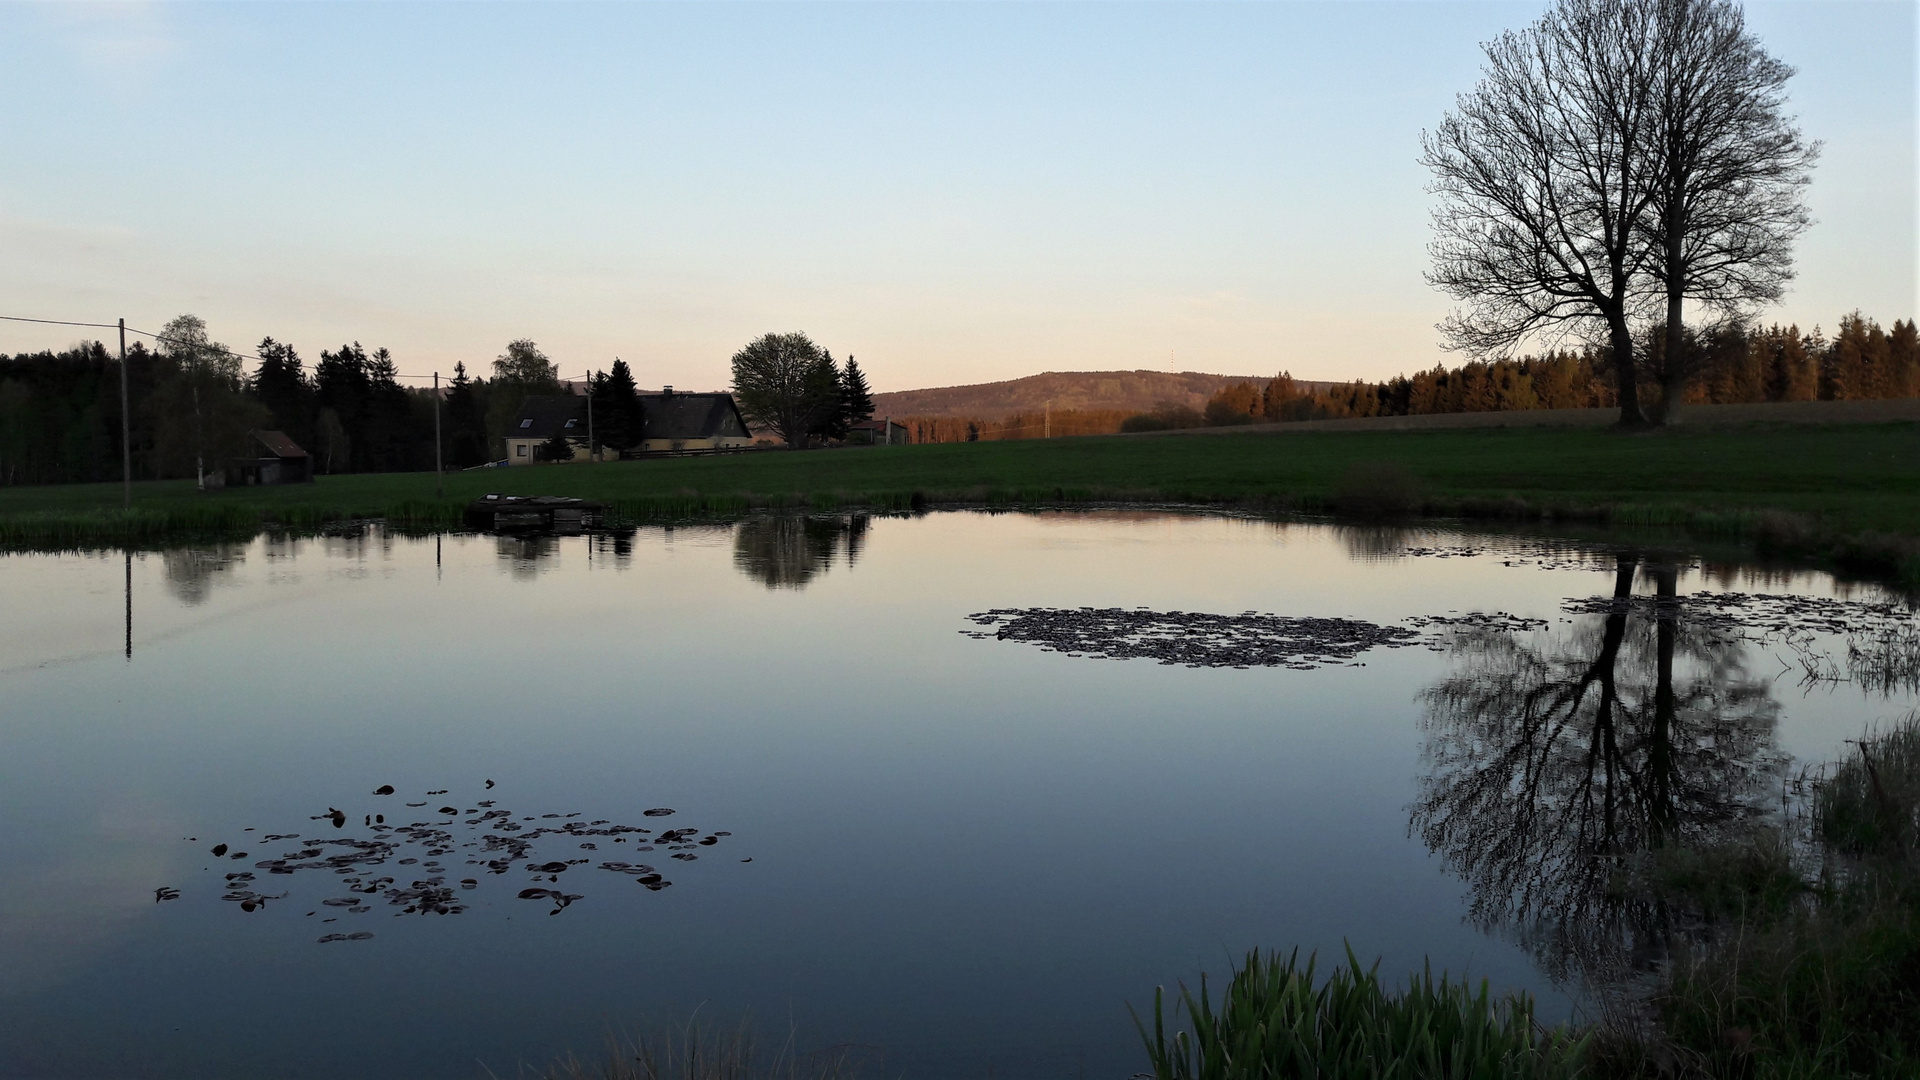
[1640,719,1920,1079]
[1137,718,1920,1080]
[1133,945,1588,1080]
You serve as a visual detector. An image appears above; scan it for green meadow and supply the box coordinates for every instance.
[5,422,1919,576]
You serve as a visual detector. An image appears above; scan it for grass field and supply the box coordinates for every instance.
[4,422,1919,574]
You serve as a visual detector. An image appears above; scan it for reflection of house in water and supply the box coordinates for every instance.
[1411,555,1785,984]
[162,546,247,605]
[732,515,869,589]
[496,535,562,580]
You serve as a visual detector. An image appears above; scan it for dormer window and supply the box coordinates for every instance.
[519,419,533,429]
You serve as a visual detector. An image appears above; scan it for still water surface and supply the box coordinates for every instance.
[1,511,1912,1079]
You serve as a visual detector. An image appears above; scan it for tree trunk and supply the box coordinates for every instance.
[1608,313,1648,427]
[192,381,205,491]
[1656,291,1687,425]
[1656,221,1688,425]
[1647,563,1679,842]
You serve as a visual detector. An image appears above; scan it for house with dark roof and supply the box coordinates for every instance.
[632,387,753,453]
[503,388,754,465]
[225,430,313,485]
[503,395,591,465]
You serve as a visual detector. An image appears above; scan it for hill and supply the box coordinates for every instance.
[870,370,1335,421]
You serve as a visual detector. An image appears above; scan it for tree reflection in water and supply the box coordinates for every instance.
[1412,556,1786,985]
[731,514,868,589]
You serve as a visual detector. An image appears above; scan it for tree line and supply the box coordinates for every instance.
[0,317,614,486]
[1171,313,1918,427]
[0,321,896,485]
[902,310,1916,441]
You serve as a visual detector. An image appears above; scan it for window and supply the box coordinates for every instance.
[519,419,533,429]
[516,445,528,457]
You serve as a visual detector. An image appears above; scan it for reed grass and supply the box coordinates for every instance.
[1133,945,1588,1080]
[1818,718,1920,865]
[1634,716,1920,1079]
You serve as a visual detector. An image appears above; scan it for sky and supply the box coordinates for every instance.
[0,1,1911,394]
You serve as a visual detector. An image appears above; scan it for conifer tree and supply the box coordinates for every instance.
[841,356,875,427]
[445,362,490,467]
[250,337,315,449]
[598,358,644,451]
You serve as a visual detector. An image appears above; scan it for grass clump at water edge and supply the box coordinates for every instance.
[1133,945,1588,1080]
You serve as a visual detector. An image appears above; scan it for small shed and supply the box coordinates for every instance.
[846,418,909,446]
[227,430,313,485]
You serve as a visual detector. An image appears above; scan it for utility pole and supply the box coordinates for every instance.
[1044,404,1050,439]
[586,372,596,462]
[433,371,444,498]
[118,319,130,510]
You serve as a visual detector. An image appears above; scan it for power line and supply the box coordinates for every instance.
[0,313,122,330]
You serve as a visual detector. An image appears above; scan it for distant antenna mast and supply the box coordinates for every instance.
[1169,349,1175,374]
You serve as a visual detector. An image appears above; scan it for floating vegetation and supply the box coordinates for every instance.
[1403,611,1550,643]
[168,784,738,941]
[962,608,1423,669]
[962,607,1558,669]
[1560,590,1914,641]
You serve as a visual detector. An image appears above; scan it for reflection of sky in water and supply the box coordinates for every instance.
[0,512,1911,1079]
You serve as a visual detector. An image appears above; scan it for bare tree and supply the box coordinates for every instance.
[1423,0,1664,426]
[1643,0,1817,422]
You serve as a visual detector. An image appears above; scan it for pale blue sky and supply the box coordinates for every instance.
[0,1,1911,392]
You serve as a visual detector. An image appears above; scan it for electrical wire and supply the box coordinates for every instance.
[0,313,122,330]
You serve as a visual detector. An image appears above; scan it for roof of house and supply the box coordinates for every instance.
[508,395,587,440]
[638,392,750,441]
[847,419,902,432]
[252,430,309,458]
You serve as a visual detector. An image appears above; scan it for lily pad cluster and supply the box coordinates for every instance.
[962,607,1424,669]
[1560,590,1916,643]
[163,783,740,942]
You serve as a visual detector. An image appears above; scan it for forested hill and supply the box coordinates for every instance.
[871,370,1335,421]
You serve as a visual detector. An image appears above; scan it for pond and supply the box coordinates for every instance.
[1,510,1913,1079]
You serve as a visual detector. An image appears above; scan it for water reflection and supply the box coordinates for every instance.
[1412,556,1786,984]
[732,514,869,589]
[161,546,246,605]
[497,535,562,580]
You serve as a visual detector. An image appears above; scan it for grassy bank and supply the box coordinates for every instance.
[4,422,1918,575]
[1130,717,1920,1080]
